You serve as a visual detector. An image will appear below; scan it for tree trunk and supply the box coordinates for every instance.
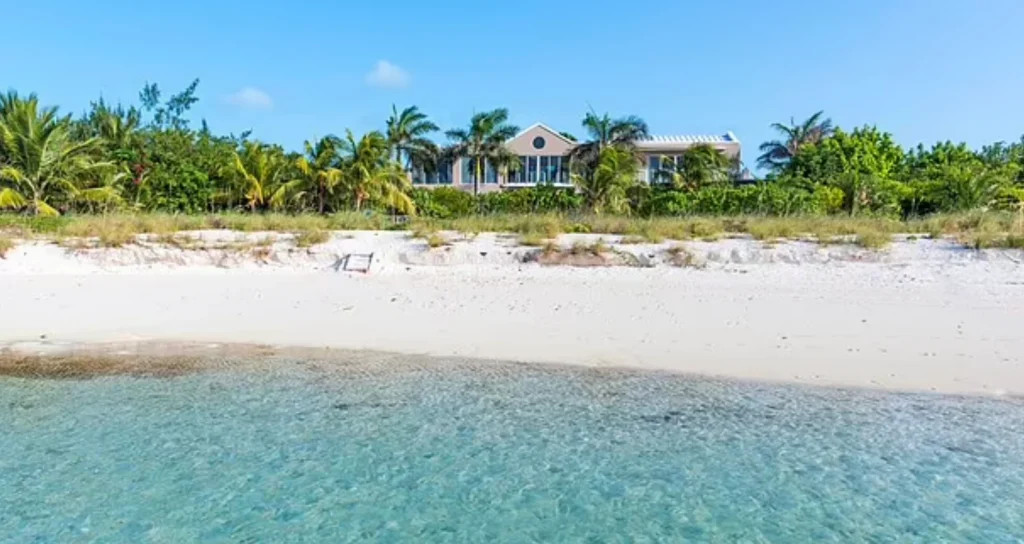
[318,180,325,215]
[474,157,482,196]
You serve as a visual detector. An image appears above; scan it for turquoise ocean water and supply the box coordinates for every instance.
[2,356,1023,542]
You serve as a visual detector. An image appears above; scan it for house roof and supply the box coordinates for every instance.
[636,132,739,145]
[508,123,577,145]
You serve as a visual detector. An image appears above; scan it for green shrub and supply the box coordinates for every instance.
[411,188,476,219]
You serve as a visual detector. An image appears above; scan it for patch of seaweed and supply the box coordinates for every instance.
[0,354,206,380]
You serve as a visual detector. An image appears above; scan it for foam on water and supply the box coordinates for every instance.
[2,356,1023,542]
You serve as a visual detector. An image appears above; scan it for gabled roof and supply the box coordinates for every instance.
[507,123,577,146]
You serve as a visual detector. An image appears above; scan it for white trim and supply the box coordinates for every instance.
[507,123,577,146]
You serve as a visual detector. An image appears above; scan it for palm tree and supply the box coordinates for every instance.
[757,111,834,171]
[657,144,735,192]
[339,130,415,214]
[569,110,649,173]
[444,108,519,196]
[229,141,290,212]
[0,95,113,215]
[385,105,439,175]
[572,147,638,214]
[284,136,344,213]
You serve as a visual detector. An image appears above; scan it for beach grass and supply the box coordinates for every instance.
[294,229,330,248]
[3,211,1024,250]
[0,235,13,258]
[519,231,548,247]
[426,232,447,248]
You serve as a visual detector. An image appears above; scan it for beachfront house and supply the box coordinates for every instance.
[413,123,742,191]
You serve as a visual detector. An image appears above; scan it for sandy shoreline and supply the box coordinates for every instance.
[2,231,1023,395]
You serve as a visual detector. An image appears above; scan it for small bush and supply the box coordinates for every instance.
[426,232,447,248]
[855,229,891,250]
[689,218,724,239]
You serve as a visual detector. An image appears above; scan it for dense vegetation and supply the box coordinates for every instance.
[1,82,1023,221]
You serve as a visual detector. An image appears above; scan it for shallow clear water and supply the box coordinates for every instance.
[2,356,1024,543]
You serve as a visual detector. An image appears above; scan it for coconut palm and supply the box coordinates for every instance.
[385,105,439,174]
[444,108,519,196]
[756,111,834,171]
[569,111,649,173]
[0,95,113,215]
[229,141,290,211]
[572,147,639,214]
[283,136,344,213]
[657,144,735,192]
[339,130,415,214]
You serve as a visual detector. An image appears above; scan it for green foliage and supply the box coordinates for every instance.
[477,185,582,215]
[572,147,639,214]
[757,111,833,171]
[411,187,476,218]
[3,87,1024,228]
[0,95,114,215]
[641,184,844,216]
[444,109,519,196]
[788,126,906,185]
[656,144,735,191]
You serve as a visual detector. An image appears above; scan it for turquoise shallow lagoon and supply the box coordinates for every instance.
[2,353,1023,542]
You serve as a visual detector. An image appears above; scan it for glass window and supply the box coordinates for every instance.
[539,157,550,183]
[511,156,527,183]
[648,156,660,183]
[485,160,498,184]
[462,157,477,184]
[527,156,538,183]
[546,156,561,184]
[532,136,546,150]
[430,161,452,184]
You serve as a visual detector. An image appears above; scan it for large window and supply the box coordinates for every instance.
[527,156,539,183]
[539,156,562,183]
[461,158,498,184]
[647,156,661,183]
[414,161,452,185]
[509,156,527,183]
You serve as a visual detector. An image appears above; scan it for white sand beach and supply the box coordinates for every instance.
[1,231,1022,395]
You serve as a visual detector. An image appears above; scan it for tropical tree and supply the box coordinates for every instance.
[445,108,519,196]
[569,111,649,173]
[572,147,639,214]
[228,141,290,211]
[0,95,114,215]
[757,111,834,171]
[385,105,439,174]
[339,130,415,213]
[283,136,344,213]
[657,144,735,191]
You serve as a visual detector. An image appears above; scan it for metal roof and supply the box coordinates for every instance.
[636,132,738,144]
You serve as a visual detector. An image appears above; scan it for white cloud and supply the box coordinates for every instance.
[365,60,410,88]
[224,87,273,109]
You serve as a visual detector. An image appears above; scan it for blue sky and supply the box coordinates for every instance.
[6,0,1024,169]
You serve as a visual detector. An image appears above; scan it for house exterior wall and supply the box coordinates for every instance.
[412,125,741,191]
[505,125,576,156]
